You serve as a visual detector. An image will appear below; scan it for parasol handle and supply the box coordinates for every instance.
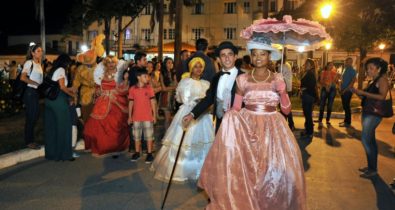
[280,32,286,74]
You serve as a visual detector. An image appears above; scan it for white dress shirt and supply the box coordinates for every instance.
[217,67,238,111]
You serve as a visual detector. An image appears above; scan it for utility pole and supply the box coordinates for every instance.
[174,0,182,68]
[158,0,164,61]
[117,16,123,58]
[40,0,46,60]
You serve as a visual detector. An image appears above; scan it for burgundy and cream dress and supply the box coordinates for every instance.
[198,73,306,210]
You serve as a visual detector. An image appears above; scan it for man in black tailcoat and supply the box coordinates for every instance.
[183,41,243,132]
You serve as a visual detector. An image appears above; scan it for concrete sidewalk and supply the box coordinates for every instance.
[1,116,395,210]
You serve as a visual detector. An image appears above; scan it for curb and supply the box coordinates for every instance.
[0,141,85,170]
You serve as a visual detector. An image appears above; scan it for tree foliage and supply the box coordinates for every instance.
[281,0,395,86]
[65,0,151,54]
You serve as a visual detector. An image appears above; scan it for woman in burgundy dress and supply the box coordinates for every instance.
[83,56,129,156]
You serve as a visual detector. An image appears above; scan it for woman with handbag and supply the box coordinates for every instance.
[351,57,392,178]
[44,54,76,161]
[20,44,44,150]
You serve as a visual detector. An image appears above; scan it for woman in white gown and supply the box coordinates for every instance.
[151,57,214,182]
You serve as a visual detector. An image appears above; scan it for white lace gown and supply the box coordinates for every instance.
[151,78,214,182]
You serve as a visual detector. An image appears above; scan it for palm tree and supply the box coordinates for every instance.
[150,0,201,64]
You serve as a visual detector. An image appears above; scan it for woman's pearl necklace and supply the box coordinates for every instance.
[251,68,271,83]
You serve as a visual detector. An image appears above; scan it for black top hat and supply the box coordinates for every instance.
[215,41,238,57]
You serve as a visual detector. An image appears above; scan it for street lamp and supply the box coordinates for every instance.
[323,42,332,66]
[81,45,89,53]
[320,3,333,19]
[378,43,386,57]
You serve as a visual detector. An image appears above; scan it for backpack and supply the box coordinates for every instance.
[13,61,33,100]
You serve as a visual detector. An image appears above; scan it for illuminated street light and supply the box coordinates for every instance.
[320,3,333,19]
[29,42,36,47]
[297,46,305,53]
[81,45,89,52]
[378,43,386,50]
[378,43,386,57]
[325,42,332,50]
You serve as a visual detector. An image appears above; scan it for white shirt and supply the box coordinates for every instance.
[52,67,68,86]
[217,67,238,110]
[280,62,292,92]
[22,60,43,89]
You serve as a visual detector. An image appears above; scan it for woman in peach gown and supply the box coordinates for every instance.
[198,34,306,210]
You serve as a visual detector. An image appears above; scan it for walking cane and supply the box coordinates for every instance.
[161,127,188,210]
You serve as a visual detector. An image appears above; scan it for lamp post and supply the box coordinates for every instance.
[320,3,333,67]
[379,43,385,57]
[323,42,332,66]
[320,4,332,19]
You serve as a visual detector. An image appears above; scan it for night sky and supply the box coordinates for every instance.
[0,0,74,35]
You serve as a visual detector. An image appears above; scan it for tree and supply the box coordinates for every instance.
[66,0,150,55]
[282,0,395,88]
[150,0,201,64]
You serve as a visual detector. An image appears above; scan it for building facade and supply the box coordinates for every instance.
[8,34,83,56]
[83,0,305,54]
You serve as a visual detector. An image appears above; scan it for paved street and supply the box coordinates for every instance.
[0,115,395,210]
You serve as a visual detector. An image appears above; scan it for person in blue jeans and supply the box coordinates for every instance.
[351,57,390,178]
[300,59,318,139]
[339,57,357,127]
[316,62,338,125]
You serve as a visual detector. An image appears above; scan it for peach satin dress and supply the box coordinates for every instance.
[198,73,306,210]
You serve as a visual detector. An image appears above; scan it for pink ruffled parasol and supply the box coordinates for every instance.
[241,15,332,51]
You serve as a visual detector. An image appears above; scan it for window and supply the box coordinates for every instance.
[125,28,132,40]
[270,0,276,12]
[224,2,237,14]
[68,41,73,55]
[243,2,250,13]
[193,3,204,14]
[141,29,151,41]
[76,41,80,51]
[88,30,98,41]
[168,29,175,40]
[163,4,168,13]
[164,29,167,40]
[144,4,152,15]
[192,28,204,40]
[112,30,117,41]
[224,28,236,40]
[287,0,297,10]
[52,40,58,50]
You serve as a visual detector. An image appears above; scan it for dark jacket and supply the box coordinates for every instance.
[301,70,318,99]
[191,68,244,132]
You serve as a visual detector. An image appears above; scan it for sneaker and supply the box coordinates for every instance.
[145,153,154,164]
[300,132,313,139]
[27,143,41,150]
[358,167,369,173]
[72,152,80,158]
[339,122,351,127]
[360,170,377,178]
[130,153,140,162]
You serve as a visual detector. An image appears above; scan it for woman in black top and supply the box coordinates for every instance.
[300,59,318,139]
[351,58,390,178]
